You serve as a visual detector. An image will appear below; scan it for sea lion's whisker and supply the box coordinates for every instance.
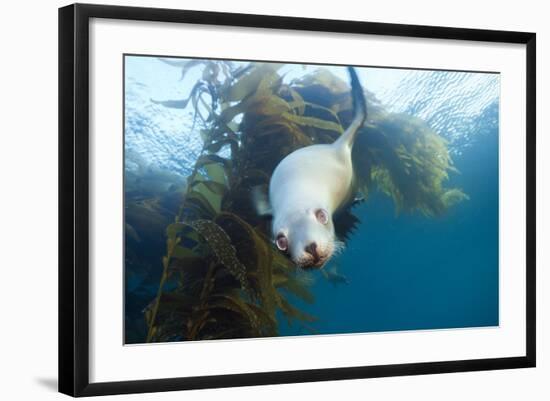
[332,240,346,256]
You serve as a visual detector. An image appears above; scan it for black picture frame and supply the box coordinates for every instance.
[59,3,536,397]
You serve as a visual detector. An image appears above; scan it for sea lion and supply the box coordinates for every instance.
[255,67,367,269]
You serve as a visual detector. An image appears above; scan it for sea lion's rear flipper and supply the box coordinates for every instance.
[251,185,273,217]
[335,67,367,151]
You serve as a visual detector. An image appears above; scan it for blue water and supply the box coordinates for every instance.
[125,56,499,340]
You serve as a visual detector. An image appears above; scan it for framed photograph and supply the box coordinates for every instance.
[59,3,536,397]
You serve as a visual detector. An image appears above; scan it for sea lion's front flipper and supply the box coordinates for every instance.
[251,185,273,217]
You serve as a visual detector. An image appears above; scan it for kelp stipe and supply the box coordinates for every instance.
[143,62,466,342]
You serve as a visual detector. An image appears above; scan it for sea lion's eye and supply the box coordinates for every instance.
[315,209,329,225]
[276,234,288,251]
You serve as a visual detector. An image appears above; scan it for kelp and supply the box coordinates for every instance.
[141,60,466,342]
[145,210,313,341]
[353,113,469,216]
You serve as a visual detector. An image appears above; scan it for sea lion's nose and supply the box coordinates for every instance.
[304,242,319,260]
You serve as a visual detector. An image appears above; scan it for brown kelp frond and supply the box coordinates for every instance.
[224,63,284,102]
[186,219,251,295]
[178,152,231,222]
[215,214,272,300]
[353,112,468,216]
[276,296,318,330]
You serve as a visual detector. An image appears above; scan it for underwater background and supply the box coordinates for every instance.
[124,56,499,343]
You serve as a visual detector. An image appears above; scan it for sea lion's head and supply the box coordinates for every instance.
[272,207,338,269]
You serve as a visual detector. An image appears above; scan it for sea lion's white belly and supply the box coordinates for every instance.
[269,144,353,217]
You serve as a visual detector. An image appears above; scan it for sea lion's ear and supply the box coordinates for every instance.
[251,185,273,217]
